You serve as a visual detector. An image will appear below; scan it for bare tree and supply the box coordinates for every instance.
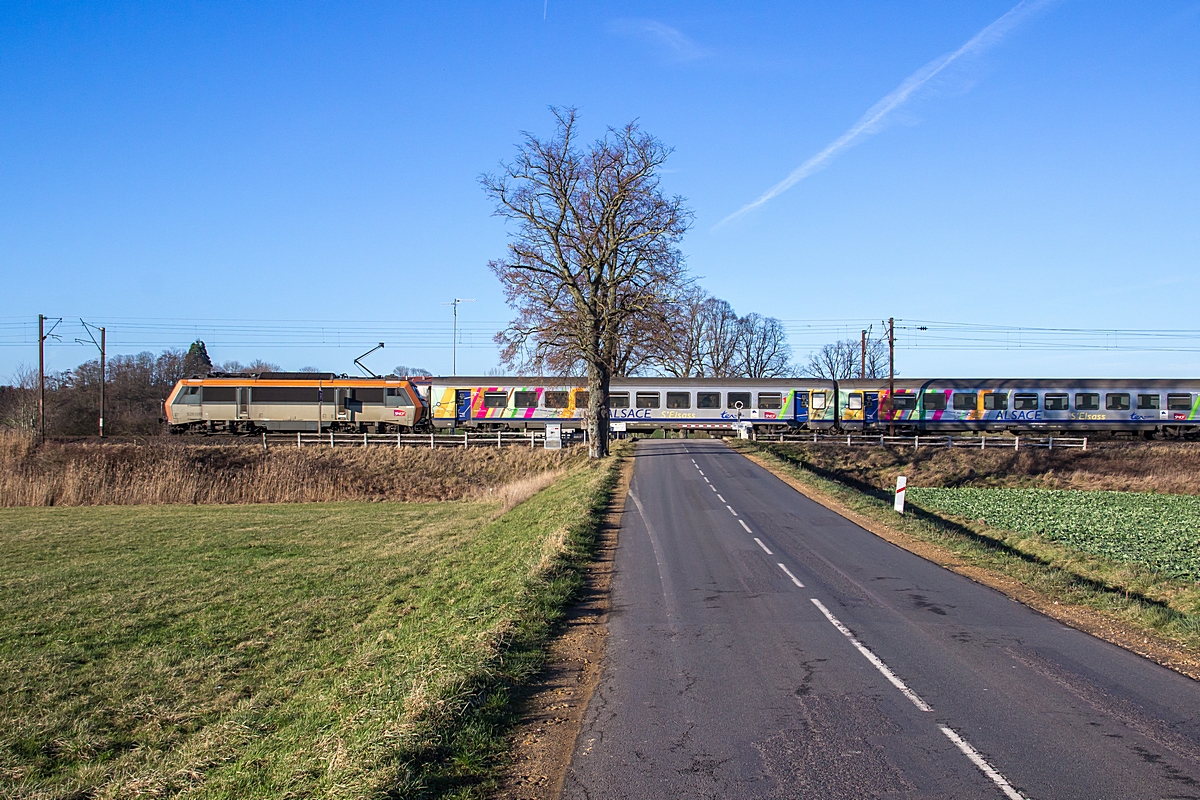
[0,364,40,436]
[483,108,692,457]
[702,298,743,377]
[736,314,793,378]
[802,333,889,380]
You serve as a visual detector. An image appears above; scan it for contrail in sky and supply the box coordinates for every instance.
[718,0,1051,227]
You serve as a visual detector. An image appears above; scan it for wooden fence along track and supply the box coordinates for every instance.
[770,433,1089,451]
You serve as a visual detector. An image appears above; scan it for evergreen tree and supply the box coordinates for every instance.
[183,341,213,376]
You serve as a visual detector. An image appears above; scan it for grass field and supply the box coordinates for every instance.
[0,458,616,799]
[909,487,1200,581]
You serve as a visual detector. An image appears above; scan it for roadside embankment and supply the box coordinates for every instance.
[732,439,1200,681]
[0,431,576,506]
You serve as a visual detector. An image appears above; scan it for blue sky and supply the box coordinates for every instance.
[2,1,1198,379]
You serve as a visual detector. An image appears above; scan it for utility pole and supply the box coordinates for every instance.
[37,315,62,444]
[860,330,867,380]
[38,314,44,445]
[888,317,895,437]
[78,320,106,437]
[441,298,475,376]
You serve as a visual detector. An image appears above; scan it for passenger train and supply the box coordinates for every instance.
[165,373,1200,437]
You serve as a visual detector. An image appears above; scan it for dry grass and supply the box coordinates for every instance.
[771,441,1200,496]
[0,431,578,507]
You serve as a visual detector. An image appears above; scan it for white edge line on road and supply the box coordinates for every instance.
[727,505,738,516]
[716,494,726,502]
[738,519,752,533]
[777,563,804,588]
[810,598,931,712]
[754,537,773,555]
[940,726,1027,800]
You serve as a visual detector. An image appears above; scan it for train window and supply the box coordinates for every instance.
[811,393,827,410]
[1106,393,1130,411]
[483,392,508,409]
[1168,394,1192,411]
[1044,394,1068,411]
[608,392,630,409]
[544,391,570,409]
[514,391,539,408]
[983,393,1008,411]
[636,392,661,409]
[1075,393,1099,411]
[892,394,917,410]
[697,391,721,409]
[1137,394,1160,410]
[575,391,589,407]
[847,394,863,411]
[923,392,946,411]
[758,393,782,409]
[202,386,236,403]
[178,386,201,404]
[727,392,751,409]
[666,392,691,409]
[385,387,410,407]
[1013,393,1039,411]
[953,393,977,411]
[795,393,808,409]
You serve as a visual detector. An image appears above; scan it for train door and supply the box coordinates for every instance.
[794,391,809,424]
[455,390,473,424]
[864,392,880,426]
[237,387,250,420]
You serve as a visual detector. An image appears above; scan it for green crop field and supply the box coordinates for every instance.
[0,460,611,799]
[908,487,1200,580]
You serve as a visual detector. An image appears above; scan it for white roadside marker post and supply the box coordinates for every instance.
[895,475,907,514]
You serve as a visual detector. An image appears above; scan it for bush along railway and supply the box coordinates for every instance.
[165,373,1200,439]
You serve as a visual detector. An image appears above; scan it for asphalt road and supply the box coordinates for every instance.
[561,439,1200,800]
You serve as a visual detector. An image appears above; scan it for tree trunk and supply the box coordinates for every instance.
[586,364,610,459]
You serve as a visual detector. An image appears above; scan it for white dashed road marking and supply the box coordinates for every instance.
[940,726,1027,800]
[726,505,738,516]
[738,519,752,533]
[754,538,773,555]
[716,494,726,503]
[810,598,932,712]
[777,563,804,588]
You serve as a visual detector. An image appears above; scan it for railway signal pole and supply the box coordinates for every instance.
[861,329,867,379]
[37,315,63,444]
[442,298,475,376]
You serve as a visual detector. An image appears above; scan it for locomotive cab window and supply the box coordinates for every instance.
[1013,393,1039,411]
[514,391,539,408]
[608,392,630,409]
[1045,394,1068,411]
[847,394,863,411]
[922,392,946,411]
[1137,394,1160,410]
[727,392,751,409]
[178,386,201,404]
[1106,393,1130,411]
[983,393,1008,411]
[483,392,508,409]
[953,392,977,411]
[666,392,690,409]
[811,392,827,410]
[1075,393,1100,411]
[544,391,570,409]
[697,391,721,409]
[757,393,782,410]
[1168,394,1193,411]
[891,394,917,411]
[385,387,410,407]
[636,392,661,409]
